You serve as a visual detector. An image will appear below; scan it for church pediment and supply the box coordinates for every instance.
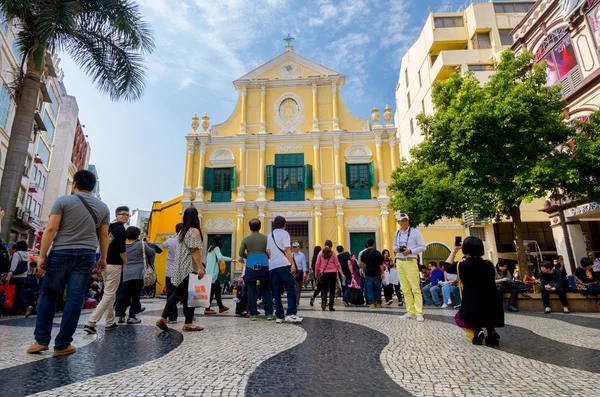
[234,50,343,83]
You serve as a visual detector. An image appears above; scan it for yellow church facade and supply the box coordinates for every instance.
[148,46,465,287]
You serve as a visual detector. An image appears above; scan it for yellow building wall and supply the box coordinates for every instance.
[255,64,323,80]
[148,196,183,295]
[211,94,242,137]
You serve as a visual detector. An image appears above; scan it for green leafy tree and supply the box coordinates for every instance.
[390,50,600,277]
[0,0,154,239]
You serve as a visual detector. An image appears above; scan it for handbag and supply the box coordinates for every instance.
[213,251,226,275]
[318,257,331,284]
[142,241,157,287]
[382,268,391,286]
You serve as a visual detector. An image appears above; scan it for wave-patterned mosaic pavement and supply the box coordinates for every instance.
[1,297,600,396]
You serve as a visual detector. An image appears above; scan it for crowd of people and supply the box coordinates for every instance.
[1,170,599,356]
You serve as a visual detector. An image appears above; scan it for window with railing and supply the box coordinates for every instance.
[203,166,236,202]
[534,27,582,96]
[265,154,312,202]
[345,163,374,200]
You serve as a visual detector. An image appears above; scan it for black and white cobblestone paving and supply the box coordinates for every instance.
[1,297,599,396]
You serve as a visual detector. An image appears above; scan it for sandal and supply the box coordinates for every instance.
[155,318,170,332]
[544,308,552,314]
[563,309,570,314]
[182,325,204,332]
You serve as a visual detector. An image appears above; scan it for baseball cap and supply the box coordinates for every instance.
[292,241,300,247]
[395,212,409,222]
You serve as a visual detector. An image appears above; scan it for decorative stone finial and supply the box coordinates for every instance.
[191,114,200,133]
[201,114,210,132]
[371,107,380,124]
[383,105,392,125]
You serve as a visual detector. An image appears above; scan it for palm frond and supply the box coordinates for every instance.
[66,25,148,102]
[75,0,154,53]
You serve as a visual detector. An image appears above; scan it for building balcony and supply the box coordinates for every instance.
[429,48,494,82]
[29,181,41,193]
[29,214,41,227]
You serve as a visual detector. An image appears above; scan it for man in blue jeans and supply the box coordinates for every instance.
[266,216,303,324]
[27,170,110,357]
[422,262,445,307]
[239,218,274,321]
[360,239,383,308]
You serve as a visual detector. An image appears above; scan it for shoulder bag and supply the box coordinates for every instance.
[142,241,157,287]
[271,231,295,268]
[318,257,331,284]
[75,194,99,239]
[214,250,226,275]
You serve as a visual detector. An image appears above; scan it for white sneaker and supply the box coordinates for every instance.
[285,315,303,324]
[275,318,284,324]
[400,312,414,319]
[441,304,448,308]
[416,315,425,322]
[386,300,393,305]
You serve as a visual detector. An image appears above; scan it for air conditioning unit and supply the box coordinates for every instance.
[462,208,490,226]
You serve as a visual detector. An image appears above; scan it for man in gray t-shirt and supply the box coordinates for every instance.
[27,170,110,357]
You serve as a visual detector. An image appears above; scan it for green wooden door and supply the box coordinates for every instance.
[207,233,232,283]
[350,232,376,258]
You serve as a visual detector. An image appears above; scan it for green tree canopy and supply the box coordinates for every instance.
[390,50,600,275]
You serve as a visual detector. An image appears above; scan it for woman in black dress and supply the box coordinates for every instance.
[442,237,504,346]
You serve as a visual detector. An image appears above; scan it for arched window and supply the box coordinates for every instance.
[422,242,451,264]
[533,27,582,96]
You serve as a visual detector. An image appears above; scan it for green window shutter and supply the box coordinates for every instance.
[204,167,214,191]
[303,164,312,189]
[368,162,375,187]
[345,163,351,187]
[230,166,237,191]
[265,165,274,189]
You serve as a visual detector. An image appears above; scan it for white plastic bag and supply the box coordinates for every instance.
[187,274,212,308]
[389,268,399,285]
[382,269,391,286]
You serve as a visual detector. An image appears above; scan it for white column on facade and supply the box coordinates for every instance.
[194,141,207,202]
[311,81,319,131]
[332,83,340,131]
[373,128,388,199]
[259,84,266,133]
[312,132,322,200]
[388,135,398,171]
[240,87,247,134]
[235,136,246,202]
[332,131,344,199]
[183,144,194,202]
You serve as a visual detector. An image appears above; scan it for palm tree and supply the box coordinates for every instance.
[0,1,154,239]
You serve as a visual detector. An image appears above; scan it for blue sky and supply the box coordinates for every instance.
[58,0,431,215]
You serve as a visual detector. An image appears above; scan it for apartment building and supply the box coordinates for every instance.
[395,0,535,160]
[511,0,600,273]
[394,1,547,266]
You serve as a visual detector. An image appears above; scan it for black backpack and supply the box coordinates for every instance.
[0,238,10,274]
